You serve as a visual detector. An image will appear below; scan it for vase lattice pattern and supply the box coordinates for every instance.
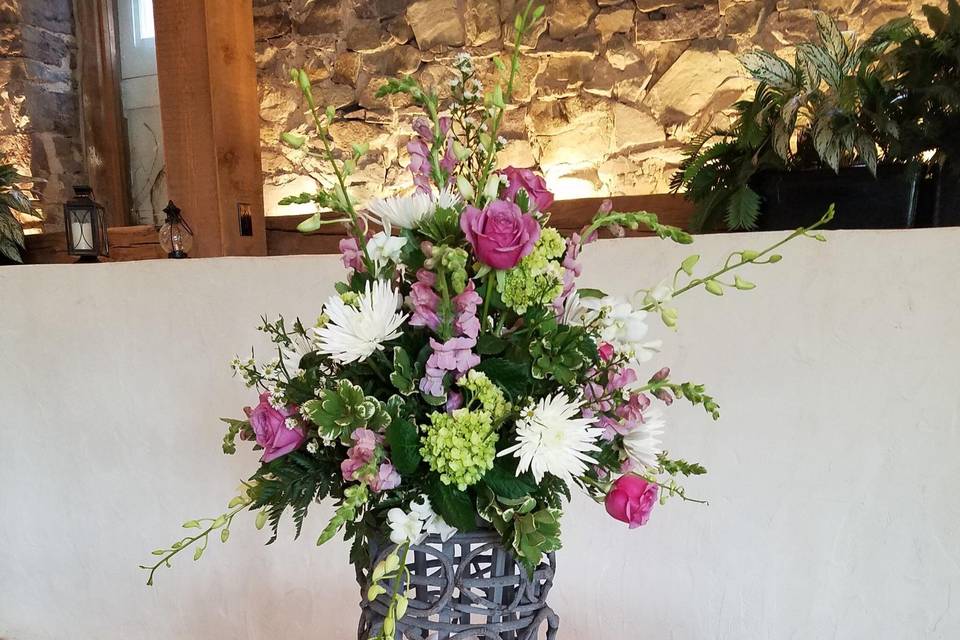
[358,531,559,640]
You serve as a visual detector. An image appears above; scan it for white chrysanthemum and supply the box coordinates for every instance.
[622,408,665,470]
[313,280,407,364]
[499,393,603,485]
[434,186,462,211]
[365,192,434,233]
[366,231,408,270]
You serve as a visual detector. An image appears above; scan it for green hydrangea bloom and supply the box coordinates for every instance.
[459,370,511,423]
[499,227,566,314]
[420,409,497,490]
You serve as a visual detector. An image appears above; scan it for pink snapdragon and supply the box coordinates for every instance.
[452,280,482,339]
[339,237,366,273]
[369,462,401,492]
[410,269,441,331]
[553,232,584,315]
[502,166,554,212]
[341,428,381,482]
[419,336,481,398]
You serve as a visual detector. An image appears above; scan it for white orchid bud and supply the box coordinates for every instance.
[483,173,501,201]
[456,175,475,201]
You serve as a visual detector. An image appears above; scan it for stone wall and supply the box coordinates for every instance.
[255,0,939,215]
[0,0,83,228]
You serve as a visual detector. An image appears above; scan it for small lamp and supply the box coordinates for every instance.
[64,185,109,262]
[159,200,194,259]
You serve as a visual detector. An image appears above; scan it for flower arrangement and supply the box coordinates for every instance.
[142,3,832,635]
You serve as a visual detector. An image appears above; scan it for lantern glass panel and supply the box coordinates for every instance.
[64,186,109,258]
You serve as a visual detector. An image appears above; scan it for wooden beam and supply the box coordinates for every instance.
[23,226,165,264]
[75,0,132,227]
[153,0,266,257]
[266,193,695,256]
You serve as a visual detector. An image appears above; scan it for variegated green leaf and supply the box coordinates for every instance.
[781,94,802,127]
[796,43,843,90]
[815,11,848,64]
[813,118,841,173]
[795,48,821,91]
[854,133,878,176]
[772,119,791,161]
[739,50,796,89]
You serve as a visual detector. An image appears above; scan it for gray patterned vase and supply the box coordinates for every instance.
[358,530,559,640]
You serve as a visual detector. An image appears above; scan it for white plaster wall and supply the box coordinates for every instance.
[2,229,959,639]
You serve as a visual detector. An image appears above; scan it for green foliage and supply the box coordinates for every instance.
[473,357,532,400]
[673,11,914,230]
[249,451,338,544]
[317,484,369,546]
[303,380,391,443]
[385,418,421,474]
[529,321,596,387]
[482,459,537,499]
[657,454,708,477]
[886,0,960,167]
[219,418,250,455]
[0,164,41,263]
[477,487,562,576]
[389,347,415,395]
[427,477,477,531]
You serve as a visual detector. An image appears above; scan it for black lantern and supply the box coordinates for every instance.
[64,185,109,262]
[159,200,194,259]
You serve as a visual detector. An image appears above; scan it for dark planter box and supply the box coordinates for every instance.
[750,164,921,231]
[932,160,960,227]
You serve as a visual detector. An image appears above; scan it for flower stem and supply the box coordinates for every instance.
[481,272,494,330]
[640,207,835,312]
[472,1,533,204]
[304,100,376,275]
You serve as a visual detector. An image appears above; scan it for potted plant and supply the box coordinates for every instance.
[672,12,918,231]
[887,0,960,226]
[0,163,42,264]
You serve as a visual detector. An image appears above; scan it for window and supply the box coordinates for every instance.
[135,0,155,42]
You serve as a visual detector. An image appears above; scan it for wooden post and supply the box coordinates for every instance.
[75,0,132,228]
[153,0,266,257]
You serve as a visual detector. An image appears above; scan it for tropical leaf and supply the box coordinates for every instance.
[0,237,22,263]
[813,117,842,172]
[815,11,848,64]
[739,51,796,89]
[854,132,879,176]
[796,43,844,90]
[772,119,791,161]
[795,48,821,91]
[725,185,761,230]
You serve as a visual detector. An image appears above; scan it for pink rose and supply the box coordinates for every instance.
[246,393,307,463]
[605,475,658,529]
[460,200,540,270]
[502,167,554,212]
